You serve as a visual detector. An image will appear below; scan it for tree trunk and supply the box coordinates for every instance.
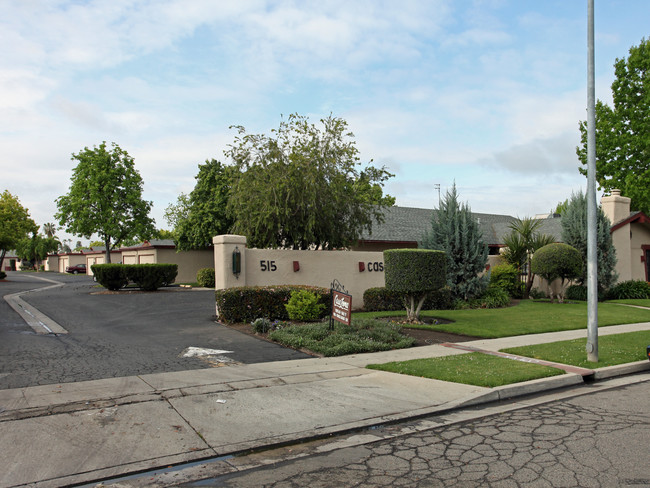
[0,249,6,273]
[105,238,112,264]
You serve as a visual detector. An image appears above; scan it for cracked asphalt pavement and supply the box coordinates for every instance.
[180,379,650,488]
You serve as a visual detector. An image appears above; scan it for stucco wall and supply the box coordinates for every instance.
[213,235,386,310]
[630,224,650,281]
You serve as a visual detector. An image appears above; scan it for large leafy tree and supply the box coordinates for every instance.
[55,142,156,263]
[561,191,618,296]
[501,218,556,299]
[577,38,650,215]
[421,184,488,301]
[165,159,234,250]
[225,114,394,250]
[0,190,38,271]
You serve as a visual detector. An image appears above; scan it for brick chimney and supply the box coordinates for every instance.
[601,189,631,225]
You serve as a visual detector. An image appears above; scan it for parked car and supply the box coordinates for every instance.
[65,263,87,274]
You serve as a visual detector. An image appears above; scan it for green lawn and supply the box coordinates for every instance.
[502,330,650,368]
[355,300,650,338]
[607,299,650,308]
[367,353,564,388]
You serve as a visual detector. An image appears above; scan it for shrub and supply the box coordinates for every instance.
[531,243,582,302]
[215,285,331,323]
[126,264,178,291]
[0,271,6,280]
[384,248,446,321]
[606,280,650,300]
[92,264,129,291]
[454,287,510,309]
[196,268,215,288]
[489,264,524,298]
[363,287,453,312]
[565,284,588,301]
[251,317,272,334]
[529,288,547,300]
[285,289,326,321]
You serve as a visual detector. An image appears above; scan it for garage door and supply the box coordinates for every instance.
[123,255,137,265]
[59,257,69,273]
[139,254,156,264]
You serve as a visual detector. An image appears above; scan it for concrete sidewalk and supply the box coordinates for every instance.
[1,324,650,488]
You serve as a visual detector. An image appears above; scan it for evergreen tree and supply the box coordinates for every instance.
[421,184,488,301]
[561,191,618,296]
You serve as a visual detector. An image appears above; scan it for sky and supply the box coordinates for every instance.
[2,0,649,245]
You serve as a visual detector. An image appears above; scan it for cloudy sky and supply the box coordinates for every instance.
[2,0,649,244]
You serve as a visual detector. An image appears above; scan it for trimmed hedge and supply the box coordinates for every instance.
[91,263,128,291]
[92,263,178,291]
[215,285,332,323]
[383,249,446,293]
[530,243,582,283]
[489,263,524,298]
[197,268,215,288]
[363,287,453,312]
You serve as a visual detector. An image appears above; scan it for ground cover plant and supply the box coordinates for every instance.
[355,300,650,338]
[367,352,564,387]
[502,330,650,368]
[268,317,415,357]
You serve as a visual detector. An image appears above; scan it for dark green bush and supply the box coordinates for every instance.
[92,264,128,291]
[454,286,510,309]
[384,249,446,293]
[0,271,6,280]
[606,280,650,300]
[126,264,178,291]
[531,243,582,284]
[565,284,588,301]
[196,267,215,288]
[285,290,326,321]
[215,285,332,323]
[362,287,453,312]
[489,263,524,298]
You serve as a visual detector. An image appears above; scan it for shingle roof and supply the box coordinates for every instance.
[360,206,564,246]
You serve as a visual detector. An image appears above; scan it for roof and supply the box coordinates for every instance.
[360,206,564,246]
[610,210,650,232]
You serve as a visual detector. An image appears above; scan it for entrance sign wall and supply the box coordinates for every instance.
[213,235,385,310]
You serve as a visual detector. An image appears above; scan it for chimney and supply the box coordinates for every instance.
[601,189,631,224]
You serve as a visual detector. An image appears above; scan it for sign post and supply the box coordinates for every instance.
[330,279,352,330]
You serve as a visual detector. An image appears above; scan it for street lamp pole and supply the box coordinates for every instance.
[586,0,598,362]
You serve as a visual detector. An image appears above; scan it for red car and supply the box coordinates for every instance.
[65,264,87,274]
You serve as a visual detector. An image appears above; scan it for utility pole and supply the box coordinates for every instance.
[586,0,598,362]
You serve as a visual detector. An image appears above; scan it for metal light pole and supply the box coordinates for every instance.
[586,0,598,362]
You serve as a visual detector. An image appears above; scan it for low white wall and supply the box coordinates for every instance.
[213,235,386,310]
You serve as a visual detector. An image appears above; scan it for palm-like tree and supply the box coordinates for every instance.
[43,222,57,238]
[502,218,555,298]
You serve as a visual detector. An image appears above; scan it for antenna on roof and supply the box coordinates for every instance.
[434,184,440,207]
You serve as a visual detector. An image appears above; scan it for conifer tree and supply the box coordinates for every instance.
[561,191,618,297]
[421,184,488,301]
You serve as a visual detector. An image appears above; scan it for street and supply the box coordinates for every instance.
[178,377,650,488]
[0,272,311,390]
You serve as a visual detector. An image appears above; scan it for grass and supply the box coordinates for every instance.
[367,353,564,388]
[268,318,415,356]
[607,299,650,308]
[502,330,650,368]
[355,300,650,338]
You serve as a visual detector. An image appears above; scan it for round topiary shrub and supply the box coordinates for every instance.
[196,267,215,288]
[531,243,582,303]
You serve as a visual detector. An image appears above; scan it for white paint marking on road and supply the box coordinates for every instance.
[182,347,235,358]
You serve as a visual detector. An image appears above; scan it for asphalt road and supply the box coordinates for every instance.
[0,272,311,390]
[182,377,650,488]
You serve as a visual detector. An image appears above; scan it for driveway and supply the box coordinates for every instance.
[0,272,311,390]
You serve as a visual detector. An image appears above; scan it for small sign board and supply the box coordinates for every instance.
[331,289,352,326]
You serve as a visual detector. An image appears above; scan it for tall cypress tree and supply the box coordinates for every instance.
[561,191,618,296]
[421,184,488,301]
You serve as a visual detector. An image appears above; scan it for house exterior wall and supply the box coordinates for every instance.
[630,224,650,281]
[155,248,213,283]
